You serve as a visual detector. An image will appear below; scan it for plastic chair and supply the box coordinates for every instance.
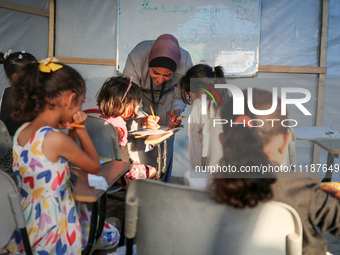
[83,110,130,246]
[125,179,303,255]
[0,120,15,182]
[0,170,33,255]
[83,114,122,161]
[83,114,129,201]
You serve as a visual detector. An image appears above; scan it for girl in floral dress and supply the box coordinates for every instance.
[1,58,120,254]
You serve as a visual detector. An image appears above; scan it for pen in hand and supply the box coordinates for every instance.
[176,116,186,121]
[150,105,156,121]
[60,123,85,128]
[168,113,186,122]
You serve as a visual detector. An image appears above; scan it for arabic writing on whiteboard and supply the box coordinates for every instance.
[118,0,260,76]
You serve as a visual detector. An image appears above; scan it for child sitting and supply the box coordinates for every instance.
[0,58,120,254]
[210,88,340,254]
[96,76,157,187]
[0,50,37,136]
[0,51,37,180]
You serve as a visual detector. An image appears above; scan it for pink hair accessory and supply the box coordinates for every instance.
[234,115,253,129]
[121,76,133,102]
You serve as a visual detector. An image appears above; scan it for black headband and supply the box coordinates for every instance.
[149,57,177,73]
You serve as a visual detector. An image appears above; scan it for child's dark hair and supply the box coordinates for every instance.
[10,61,86,120]
[180,64,228,106]
[0,51,37,81]
[96,76,142,118]
[210,88,289,209]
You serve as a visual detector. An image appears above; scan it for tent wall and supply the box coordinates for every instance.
[1,0,340,178]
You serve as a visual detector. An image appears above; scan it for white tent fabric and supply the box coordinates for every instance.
[1,0,340,179]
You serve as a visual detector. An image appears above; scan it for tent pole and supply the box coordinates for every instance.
[48,0,55,57]
[313,0,329,165]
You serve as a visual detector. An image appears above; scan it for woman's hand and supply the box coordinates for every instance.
[169,109,181,128]
[142,115,160,130]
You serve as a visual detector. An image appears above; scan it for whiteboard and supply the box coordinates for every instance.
[117,0,261,77]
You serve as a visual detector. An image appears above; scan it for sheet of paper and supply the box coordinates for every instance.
[129,126,183,136]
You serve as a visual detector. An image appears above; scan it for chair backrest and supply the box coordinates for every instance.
[0,120,14,180]
[0,119,13,156]
[202,118,223,167]
[125,179,303,255]
[0,170,32,254]
[83,115,121,161]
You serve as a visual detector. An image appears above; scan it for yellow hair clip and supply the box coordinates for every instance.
[39,57,63,73]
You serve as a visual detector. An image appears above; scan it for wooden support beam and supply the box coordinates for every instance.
[55,57,116,66]
[313,0,329,165]
[259,65,326,74]
[0,0,49,16]
[48,0,55,57]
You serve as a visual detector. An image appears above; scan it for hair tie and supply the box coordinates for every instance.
[4,49,12,59]
[39,57,63,73]
[121,76,133,102]
[234,115,253,129]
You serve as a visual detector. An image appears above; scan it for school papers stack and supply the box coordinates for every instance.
[129,126,183,136]
[293,126,340,140]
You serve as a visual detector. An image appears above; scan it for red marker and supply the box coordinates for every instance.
[168,113,185,122]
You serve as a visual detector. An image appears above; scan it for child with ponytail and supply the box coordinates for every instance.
[0,50,37,136]
[1,58,120,254]
[180,64,228,188]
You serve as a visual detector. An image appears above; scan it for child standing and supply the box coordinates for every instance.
[1,58,120,254]
[180,64,228,188]
[96,76,156,186]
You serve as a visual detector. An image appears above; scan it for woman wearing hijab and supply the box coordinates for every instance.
[123,34,193,182]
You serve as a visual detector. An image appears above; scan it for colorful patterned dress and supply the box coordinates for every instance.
[2,124,120,254]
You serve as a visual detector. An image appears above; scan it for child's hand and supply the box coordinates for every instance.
[59,111,88,130]
[148,165,157,179]
[143,115,160,130]
[169,109,181,128]
[72,111,87,125]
